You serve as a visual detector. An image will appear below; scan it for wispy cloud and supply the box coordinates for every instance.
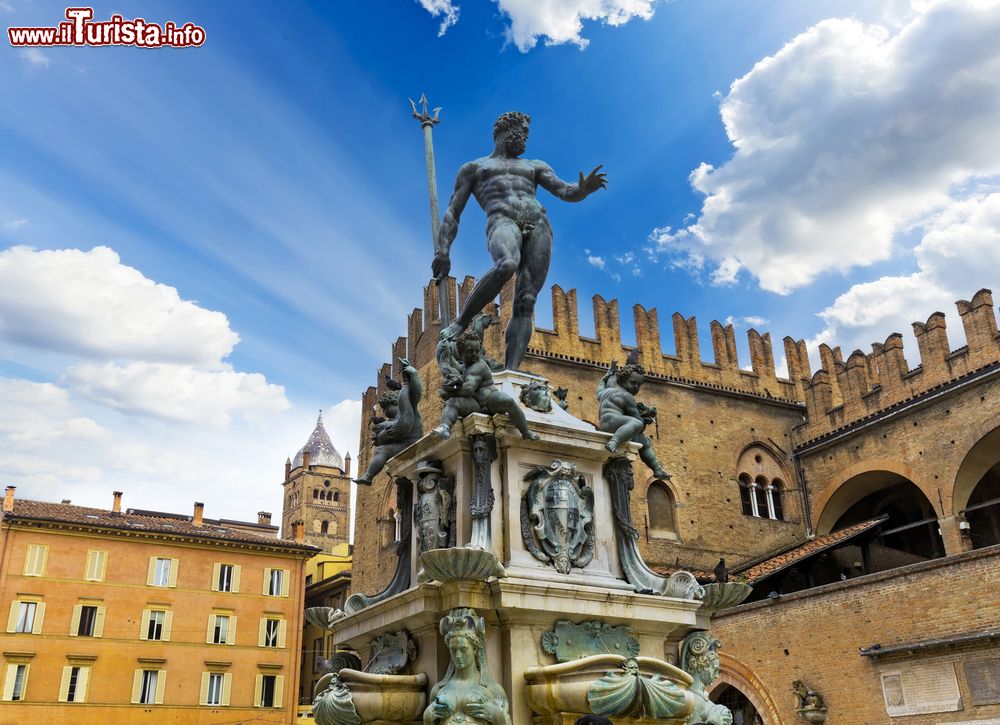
[417,0,460,36]
[20,49,50,69]
[3,219,27,230]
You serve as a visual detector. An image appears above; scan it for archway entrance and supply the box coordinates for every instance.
[955,425,1000,549]
[713,684,763,725]
[819,471,944,574]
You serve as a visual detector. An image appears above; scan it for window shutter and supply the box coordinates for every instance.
[221,672,232,706]
[226,616,237,645]
[2,665,17,700]
[261,568,271,596]
[93,606,106,637]
[257,619,266,647]
[253,674,263,707]
[231,565,241,593]
[139,610,151,640]
[199,672,209,705]
[168,559,179,588]
[205,615,214,644]
[76,667,89,703]
[211,563,221,592]
[277,619,287,649]
[130,670,143,704]
[146,557,156,586]
[32,602,45,634]
[58,666,72,702]
[280,569,290,597]
[86,550,106,581]
[39,546,48,576]
[154,670,166,704]
[97,551,107,581]
[273,675,284,708]
[162,611,173,641]
[24,545,44,576]
[69,604,82,636]
[6,601,18,633]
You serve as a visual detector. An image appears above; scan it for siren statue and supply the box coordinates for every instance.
[424,608,511,725]
[432,111,607,371]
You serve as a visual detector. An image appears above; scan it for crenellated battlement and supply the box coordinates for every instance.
[797,289,1000,446]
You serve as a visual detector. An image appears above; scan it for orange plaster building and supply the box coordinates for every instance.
[0,487,318,724]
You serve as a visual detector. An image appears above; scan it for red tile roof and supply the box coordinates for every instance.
[737,517,887,583]
[4,499,318,553]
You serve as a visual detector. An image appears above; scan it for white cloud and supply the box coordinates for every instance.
[417,0,460,36]
[63,361,289,427]
[725,315,771,329]
[418,0,659,51]
[20,49,50,69]
[653,0,1000,294]
[811,190,1000,357]
[0,371,362,525]
[0,246,238,366]
[3,219,27,230]
[586,253,621,282]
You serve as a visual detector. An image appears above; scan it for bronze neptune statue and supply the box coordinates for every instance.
[432,111,607,371]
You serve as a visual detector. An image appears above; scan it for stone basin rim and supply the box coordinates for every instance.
[523,654,694,687]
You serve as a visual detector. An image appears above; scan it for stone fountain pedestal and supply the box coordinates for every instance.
[327,372,732,724]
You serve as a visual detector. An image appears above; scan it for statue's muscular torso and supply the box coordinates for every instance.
[466,157,549,228]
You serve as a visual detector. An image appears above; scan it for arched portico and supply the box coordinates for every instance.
[713,652,784,725]
[954,422,1000,549]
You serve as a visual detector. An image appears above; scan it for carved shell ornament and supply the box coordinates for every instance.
[587,657,688,718]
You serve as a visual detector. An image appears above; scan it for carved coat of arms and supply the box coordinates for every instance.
[521,460,595,574]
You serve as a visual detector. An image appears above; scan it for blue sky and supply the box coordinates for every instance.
[2,0,998,522]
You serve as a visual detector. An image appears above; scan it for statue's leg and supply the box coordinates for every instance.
[441,217,521,340]
[603,414,645,452]
[487,391,540,440]
[505,222,552,370]
[636,433,671,480]
[432,403,461,437]
[355,444,399,485]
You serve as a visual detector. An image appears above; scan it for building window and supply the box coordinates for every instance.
[313,489,318,500]
[85,550,107,582]
[14,602,36,633]
[2,664,29,701]
[77,605,98,637]
[133,669,163,705]
[260,618,285,648]
[320,520,329,535]
[148,557,177,588]
[647,482,677,538]
[769,480,785,521]
[213,563,239,593]
[23,544,47,576]
[71,603,105,637]
[209,614,234,645]
[264,568,287,597]
[6,599,44,635]
[754,476,769,518]
[206,672,223,705]
[333,491,341,503]
[59,665,90,703]
[255,674,284,708]
[200,671,231,706]
[141,609,170,642]
[738,475,754,516]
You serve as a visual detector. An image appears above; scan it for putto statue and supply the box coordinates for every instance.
[424,608,511,725]
[355,358,423,485]
[432,111,607,371]
[433,320,538,441]
[597,352,670,480]
[679,631,733,725]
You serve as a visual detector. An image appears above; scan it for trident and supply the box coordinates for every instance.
[409,93,449,326]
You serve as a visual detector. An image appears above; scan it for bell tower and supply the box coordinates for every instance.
[280,412,352,552]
